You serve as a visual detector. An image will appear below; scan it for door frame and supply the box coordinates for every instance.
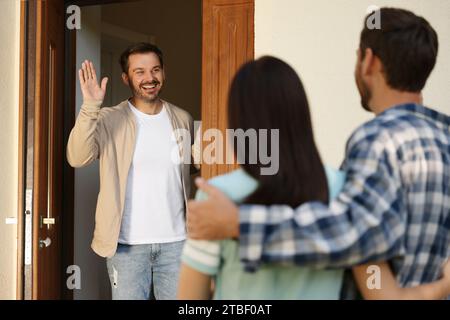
[18,0,68,300]
[17,0,40,300]
[17,0,28,300]
[18,0,254,299]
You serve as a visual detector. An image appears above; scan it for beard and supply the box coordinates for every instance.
[355,71,372,112]
[129,79,162,104]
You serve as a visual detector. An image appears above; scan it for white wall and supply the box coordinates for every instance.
[0,0,20,300]
[74,5,111,300]
[255,0,450,167]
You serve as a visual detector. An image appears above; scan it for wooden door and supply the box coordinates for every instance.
[201,0,254,179]
[32,0,65,299]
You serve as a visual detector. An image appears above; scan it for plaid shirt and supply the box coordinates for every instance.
[239,104,450,296]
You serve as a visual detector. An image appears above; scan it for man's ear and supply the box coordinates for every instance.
[361,48,374,77]
[121,72,129,86]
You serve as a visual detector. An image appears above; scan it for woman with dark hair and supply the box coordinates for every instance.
[178,56,450,299]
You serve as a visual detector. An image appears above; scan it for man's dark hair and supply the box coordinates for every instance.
[360,7,438,92]
[119,42,164,74]
[227,56,329,208]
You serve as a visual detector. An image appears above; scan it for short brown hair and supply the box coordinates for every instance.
[119,42,164,74]
[360,7,438,92]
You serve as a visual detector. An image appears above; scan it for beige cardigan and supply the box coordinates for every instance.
[67,99,194,258]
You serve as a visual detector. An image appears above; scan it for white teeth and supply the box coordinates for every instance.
[142,85,156,89]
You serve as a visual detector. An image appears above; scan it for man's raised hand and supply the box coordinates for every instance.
[78,60,108,103]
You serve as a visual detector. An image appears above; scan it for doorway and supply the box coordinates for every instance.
[18,0,254,299]
[73,0,202,299]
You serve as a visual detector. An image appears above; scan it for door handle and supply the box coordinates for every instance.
[39,237,52,249]
[43,217,55,225]
[40,215,56,229]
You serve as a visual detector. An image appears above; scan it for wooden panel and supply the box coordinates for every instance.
[22,0,38,300]
[32,0,44,300]
[201,0,254,179]
[32,0,65,299]
[17,0,27,300]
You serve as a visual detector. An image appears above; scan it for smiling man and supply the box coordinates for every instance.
[67,43,195,300]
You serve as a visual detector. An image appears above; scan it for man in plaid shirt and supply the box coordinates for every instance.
[187,8,449,297]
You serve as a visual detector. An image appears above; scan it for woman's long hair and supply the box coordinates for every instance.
[227,56,328,207]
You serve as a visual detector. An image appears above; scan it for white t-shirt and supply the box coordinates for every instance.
[118,101,186,244]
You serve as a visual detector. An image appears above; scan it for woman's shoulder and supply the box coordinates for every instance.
[195,169,258,203]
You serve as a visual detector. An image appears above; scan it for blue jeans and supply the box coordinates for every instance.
[106,240,185,300]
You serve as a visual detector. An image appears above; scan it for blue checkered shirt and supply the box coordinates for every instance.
[239,104,450,297]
